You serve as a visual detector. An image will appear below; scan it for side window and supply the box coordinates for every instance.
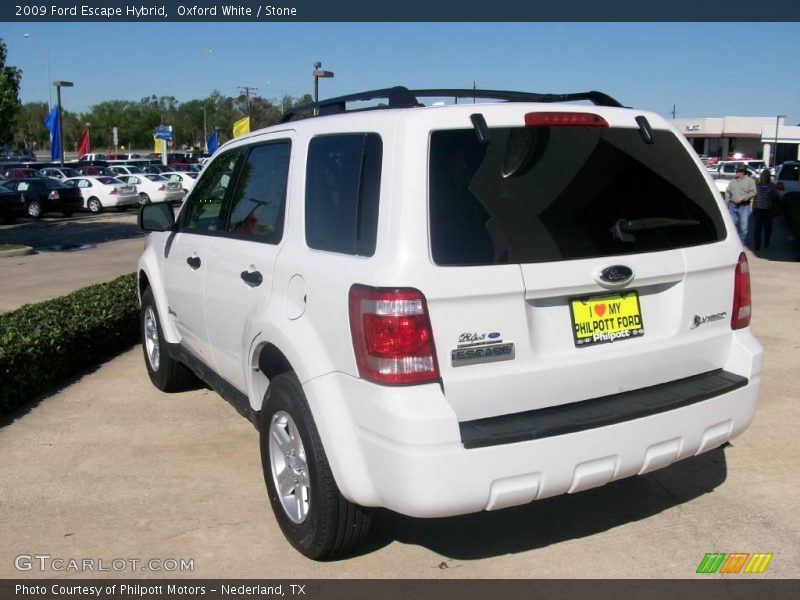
[227,141,291,243]
[305,133,382,256]
[129,177,141,184]
[181,149,243,232]
[78,180,90,188]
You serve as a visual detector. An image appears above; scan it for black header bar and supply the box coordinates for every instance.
[2,0,800,22]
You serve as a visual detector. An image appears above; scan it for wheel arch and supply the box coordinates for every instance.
[249,342,294,413]
[137,253,180,344]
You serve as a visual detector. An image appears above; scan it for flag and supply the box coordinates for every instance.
[43,107,60,161]
[153,134,161,154]
[233,116,250,138]
[77,128,90,157]
[206,130,218,154]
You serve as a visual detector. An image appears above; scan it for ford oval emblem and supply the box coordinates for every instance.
[488,332,501,339]
[598,265,634,287]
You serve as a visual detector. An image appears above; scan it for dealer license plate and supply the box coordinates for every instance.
[570,292,644,348]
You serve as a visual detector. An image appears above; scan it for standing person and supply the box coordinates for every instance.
[725,165,756,243]
[752,170,780,250]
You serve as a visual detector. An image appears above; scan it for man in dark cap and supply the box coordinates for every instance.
[725,165,756,243]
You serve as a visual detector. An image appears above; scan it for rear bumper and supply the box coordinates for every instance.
[303,336,761,518]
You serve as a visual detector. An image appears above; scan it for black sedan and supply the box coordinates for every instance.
[0,182,26,224]
[6,177,83,218]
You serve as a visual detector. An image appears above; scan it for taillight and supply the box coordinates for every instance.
[110,187,118,194]
[158,184,166,191]
[349,285,439,385]
[776,181,784,191]
[48,190,59,200]
[525,112,609,127]
[732,252,751,330]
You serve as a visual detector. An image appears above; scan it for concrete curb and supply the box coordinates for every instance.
[0,245,35,258]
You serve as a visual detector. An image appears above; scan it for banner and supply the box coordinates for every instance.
[43,107,60,162]
[77,128,90,157]
[153,134,161,154]
[233,116,250,138]
[207,130,218,154]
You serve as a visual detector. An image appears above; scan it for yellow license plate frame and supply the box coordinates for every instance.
[570,292,645,348]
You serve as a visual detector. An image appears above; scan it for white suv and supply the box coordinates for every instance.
[137,87,763,559]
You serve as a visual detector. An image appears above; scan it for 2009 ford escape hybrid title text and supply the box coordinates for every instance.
[137,86,763,559]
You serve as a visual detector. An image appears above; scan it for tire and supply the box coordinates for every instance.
[140,287,198,392]
[139,193,151,205]
[26,200,42,219]
[87,197,102,213]
[259,372,371,560]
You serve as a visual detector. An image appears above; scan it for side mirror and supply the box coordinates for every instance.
[139,202,175,232]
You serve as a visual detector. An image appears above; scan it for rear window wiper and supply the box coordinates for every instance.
[611,217,700,242]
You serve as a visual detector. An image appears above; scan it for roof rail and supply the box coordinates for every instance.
[280,86,624,123]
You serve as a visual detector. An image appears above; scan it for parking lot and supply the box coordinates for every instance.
[0,212,144,311]
[0,216,798,579]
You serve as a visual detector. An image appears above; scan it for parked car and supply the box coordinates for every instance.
[162,171,198,196]
[0,181,26,224]
[116,174,183,204]
[64,176,140,213]
[774,161,800,197]
[108,165,145,177]
[78,153,108,161]
[0,148,37,162]
[2,167,40,181]
[137,86,762,559]
[7,177,83,218]
[706,161,757,181]
[38,167,81,181]
[141,164,175,174]
[76,165,116,177]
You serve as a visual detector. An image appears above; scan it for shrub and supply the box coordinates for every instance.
[0,273,139,415]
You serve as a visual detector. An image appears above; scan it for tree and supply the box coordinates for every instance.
[0,38,22,144]
[12,102,48,151]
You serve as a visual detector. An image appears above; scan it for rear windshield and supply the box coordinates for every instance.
[429,126,725,266]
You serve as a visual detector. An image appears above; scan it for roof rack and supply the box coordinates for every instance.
[280,86,624,123]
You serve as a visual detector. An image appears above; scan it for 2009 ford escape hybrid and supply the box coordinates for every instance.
[137,87,763,559]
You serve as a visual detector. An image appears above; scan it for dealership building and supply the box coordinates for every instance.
[672,116,800,165]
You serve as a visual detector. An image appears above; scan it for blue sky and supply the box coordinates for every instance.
[3,22,799,122]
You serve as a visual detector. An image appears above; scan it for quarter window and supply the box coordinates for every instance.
[305,133,382,256]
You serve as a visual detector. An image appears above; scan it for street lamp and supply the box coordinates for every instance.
[773,115,786,168]
[23,33,52,110]
[312,61,334,103]
[53,80,73,166]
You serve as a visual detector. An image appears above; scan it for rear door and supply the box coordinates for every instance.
[425,114,734,422]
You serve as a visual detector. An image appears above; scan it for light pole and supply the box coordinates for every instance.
[53,80,73,166]
[312,61,334,103]
[23,33,52,110]
[773,115,786,168]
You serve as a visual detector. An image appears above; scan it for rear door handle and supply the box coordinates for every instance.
[186,256,201,269]
[240,270,263,287]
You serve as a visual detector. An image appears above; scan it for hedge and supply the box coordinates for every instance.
[0,273,140,415]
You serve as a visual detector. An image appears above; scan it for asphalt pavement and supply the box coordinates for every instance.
[0,216,798,578]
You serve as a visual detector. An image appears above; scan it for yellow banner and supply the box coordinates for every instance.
[233,116,250,138]
[153,134,160,154]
